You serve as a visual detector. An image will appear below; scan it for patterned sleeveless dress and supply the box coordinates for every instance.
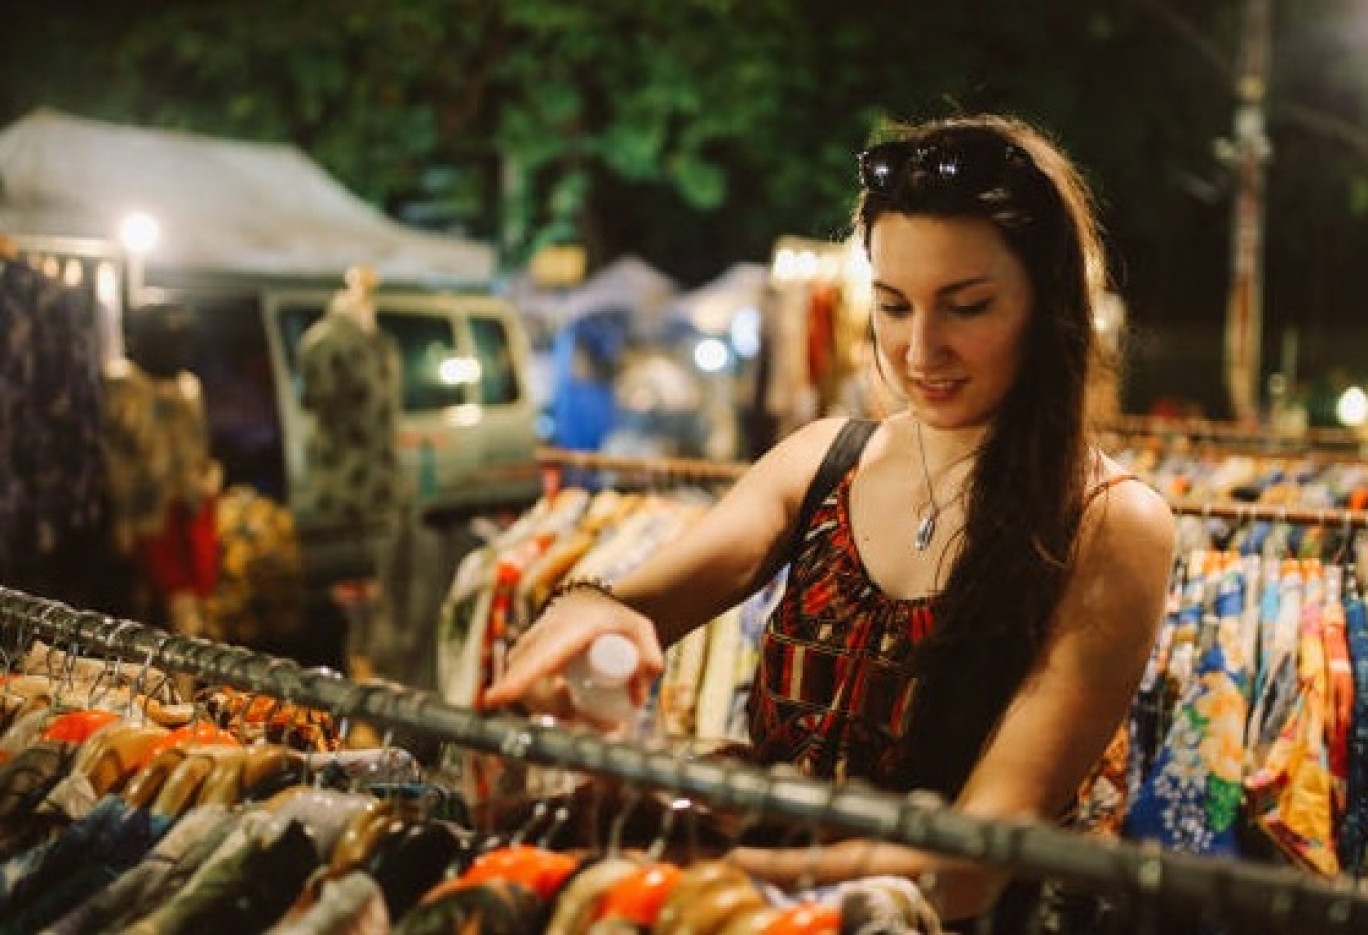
[745,459,1132,831]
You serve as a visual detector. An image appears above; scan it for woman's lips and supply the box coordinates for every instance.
[912,376,966,402]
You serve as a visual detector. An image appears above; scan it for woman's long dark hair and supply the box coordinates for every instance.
[855,114,1105,786]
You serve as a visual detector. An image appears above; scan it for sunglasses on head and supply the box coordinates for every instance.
[857,135,1035,195]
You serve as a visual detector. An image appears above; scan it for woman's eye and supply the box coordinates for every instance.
[877,301,912,316]
[948,298,991,316]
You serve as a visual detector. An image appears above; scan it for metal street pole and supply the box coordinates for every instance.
[1224,0,1272,423]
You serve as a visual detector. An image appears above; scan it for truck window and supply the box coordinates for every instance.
[377,312,472,411]
[468,315,520,405]
[278,305,473,412]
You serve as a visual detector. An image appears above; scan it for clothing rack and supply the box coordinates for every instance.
[1101,415,1366,454]
[536,446,748,491]
[1,586,1365,930]
[1169,498,1368,530]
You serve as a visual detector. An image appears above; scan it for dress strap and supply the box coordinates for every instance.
[1085,472,1140,505]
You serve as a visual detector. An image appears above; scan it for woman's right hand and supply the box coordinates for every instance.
[481,588,666,721]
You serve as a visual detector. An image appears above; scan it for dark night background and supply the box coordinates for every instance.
[4,0,1368,417]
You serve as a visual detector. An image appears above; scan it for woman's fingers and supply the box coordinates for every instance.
[482,598,665,711]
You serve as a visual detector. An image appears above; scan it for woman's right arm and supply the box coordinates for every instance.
[480,418,850,714]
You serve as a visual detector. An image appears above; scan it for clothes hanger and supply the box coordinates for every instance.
[121,745,193,810]
[62,622,171,797]
[542,785,656,931]
[653,859,767,935]
[544,854,640,935]
[329,797,404,873]
[69,719,169,799]
[120,701,241,809]
[590,858,684,930]
[148,744,244,818]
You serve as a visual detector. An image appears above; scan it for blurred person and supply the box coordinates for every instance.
[485,114,1175,929]
[101,301,222,637]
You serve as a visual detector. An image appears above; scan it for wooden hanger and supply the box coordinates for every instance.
[122,746,191,809]
[330,798,402,873]
[151,745,244,818]
[70,721,169,797]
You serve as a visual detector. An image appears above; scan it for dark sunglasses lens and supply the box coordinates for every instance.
[859,138,1021,192]
[858,143,913,192]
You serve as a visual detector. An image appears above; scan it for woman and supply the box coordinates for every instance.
[484,113,1175,924]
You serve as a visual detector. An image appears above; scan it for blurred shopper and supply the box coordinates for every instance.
[550,308,626,453]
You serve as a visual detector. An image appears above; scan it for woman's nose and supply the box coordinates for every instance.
[905,313,945,368]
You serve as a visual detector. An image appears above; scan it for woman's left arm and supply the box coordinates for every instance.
[731,477,1176,919]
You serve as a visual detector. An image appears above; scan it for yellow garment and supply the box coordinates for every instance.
[1250,560,1339,875]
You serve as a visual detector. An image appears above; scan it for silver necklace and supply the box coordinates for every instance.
[913,420,939,551]
[912,423,982,551]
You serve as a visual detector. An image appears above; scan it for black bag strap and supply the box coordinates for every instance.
[784,418,878,564]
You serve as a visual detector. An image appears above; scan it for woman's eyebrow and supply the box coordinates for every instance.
[872,276,993,297]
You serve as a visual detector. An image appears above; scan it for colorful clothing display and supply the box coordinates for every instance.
[1127,544,1368,877]
[1125,552,1249,856]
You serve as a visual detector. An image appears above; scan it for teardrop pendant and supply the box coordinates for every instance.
[914,508,937,551]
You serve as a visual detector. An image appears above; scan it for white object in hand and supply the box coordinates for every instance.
[564,633,641,727]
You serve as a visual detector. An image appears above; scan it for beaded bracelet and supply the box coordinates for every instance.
[543,576,616,613]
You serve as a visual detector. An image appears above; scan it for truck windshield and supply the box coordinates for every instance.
[278,304,472,411]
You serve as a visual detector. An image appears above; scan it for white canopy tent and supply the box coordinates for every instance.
[668,261,767,335]
[0,109,494,285]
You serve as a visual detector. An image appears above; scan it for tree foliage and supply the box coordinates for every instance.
[4,0,1368,404]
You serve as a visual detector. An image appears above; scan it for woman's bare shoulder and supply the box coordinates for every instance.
[740,416,884,516]
[752,416,869,477]
[1088,448,1169,512]
[1077,451,1176,586]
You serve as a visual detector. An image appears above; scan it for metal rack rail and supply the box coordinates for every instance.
[2,584,1365,932]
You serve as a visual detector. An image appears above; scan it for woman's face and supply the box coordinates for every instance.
[868,213,1034,430]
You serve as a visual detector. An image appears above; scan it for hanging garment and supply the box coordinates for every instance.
[0,259,107,599]
[101,360,216,542]
[1128,566,1184,800]
[42,802,239,935]
[1322,566,1354,817]
[1339,582,1368,873]
[297,310,404,521]
[0,793,172,933]
[1247,560,1340,875]
[204,485,306,649]
[1124,554,1249,857]
[102,359,221,610]
[1247,559,1305,773]
[265,870,388,935]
